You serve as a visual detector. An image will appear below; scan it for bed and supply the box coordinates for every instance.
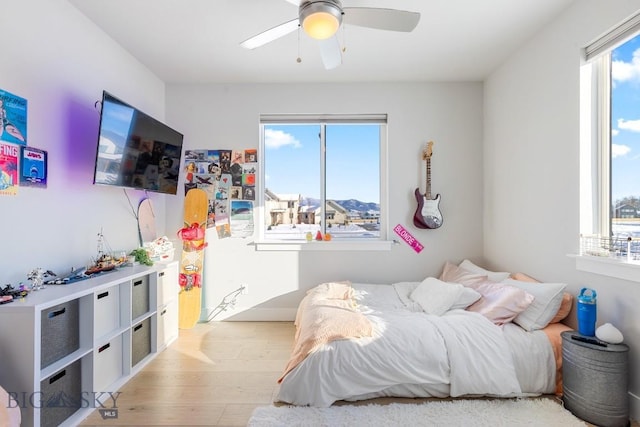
[275,260,573,407]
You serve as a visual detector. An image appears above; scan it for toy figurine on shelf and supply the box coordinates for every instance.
[27,268,56,291]
[0,283,29,303]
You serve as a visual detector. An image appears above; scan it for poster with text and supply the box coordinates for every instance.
[0,142,19,195]
[230,200,254,238]
[0,89,27,145]
[20,146,47,187]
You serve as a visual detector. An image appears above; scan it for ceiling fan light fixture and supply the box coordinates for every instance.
[300,1,343,40]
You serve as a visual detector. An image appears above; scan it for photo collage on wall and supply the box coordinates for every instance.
[0,88,47,196]
[183,148,256,239]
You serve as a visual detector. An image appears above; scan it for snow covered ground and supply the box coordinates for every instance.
[263,223,379,240]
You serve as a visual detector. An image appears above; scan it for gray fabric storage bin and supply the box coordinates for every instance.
[131,276,150,320]
[40,359,82,427]
[562,331,629,427]
[131,317,151,367]
[40,299,80,368]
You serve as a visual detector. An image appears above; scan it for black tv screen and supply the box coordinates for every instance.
[93,91,183,195]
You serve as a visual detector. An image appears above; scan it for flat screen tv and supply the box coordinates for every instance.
[92,91,184,195]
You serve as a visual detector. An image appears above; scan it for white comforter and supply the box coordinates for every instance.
[276,283,556,407]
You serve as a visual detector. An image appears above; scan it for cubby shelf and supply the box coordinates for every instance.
[0,261,179,427]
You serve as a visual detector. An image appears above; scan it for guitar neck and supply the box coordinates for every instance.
[425,157,432,199]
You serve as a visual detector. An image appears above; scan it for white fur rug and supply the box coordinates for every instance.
[248,398,586,426]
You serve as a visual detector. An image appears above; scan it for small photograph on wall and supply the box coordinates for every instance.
[232,150,244,165]
[0,89,27,145]
[242,186,255,200]
[214,199,228,219]
[216,221,231,239]
[231,200,254,238]
[215,200,231,239]
[230,186,242,199]
[207,197,216,229]
[219,150,231,173]
[194,174,214,186]
[217,173,231,199]
[244,149,257,163]
[20,146,47,188]
[0,142,19,195]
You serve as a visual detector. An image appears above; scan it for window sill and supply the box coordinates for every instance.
[570,254,640,283]
[253,240,395,252]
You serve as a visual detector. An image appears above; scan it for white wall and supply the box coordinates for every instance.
[0,0,173,284]
[484,0,640,418]
[165,83,484,320]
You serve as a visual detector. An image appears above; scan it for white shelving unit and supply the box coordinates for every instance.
[0,261,179,427]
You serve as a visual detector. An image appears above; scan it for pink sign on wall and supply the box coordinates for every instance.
[393,224,424,253]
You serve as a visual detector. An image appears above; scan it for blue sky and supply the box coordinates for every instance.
[611,34,640,204]
[264,124,380,203]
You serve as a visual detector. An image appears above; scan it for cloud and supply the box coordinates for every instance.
[612,48,640,83]
[617,118,640,132]
[612,129,619,136]
[611,143,631,158]
[264,129,301,149]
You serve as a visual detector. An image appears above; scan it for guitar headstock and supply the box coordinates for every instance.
[422,141,434,160]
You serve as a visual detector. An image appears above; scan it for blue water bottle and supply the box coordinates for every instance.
[577,288,597,336]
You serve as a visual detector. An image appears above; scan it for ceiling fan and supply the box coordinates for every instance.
[240,0,420,70]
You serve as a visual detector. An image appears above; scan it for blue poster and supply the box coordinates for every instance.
[20,146,47,188]
[0,89,27,145]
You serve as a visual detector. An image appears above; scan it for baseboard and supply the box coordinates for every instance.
[201,306,297,322]
[630,391,640,422]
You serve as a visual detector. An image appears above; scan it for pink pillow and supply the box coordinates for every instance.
[439,261,487,285]
[551,293,574,323]
[465,280,535,325]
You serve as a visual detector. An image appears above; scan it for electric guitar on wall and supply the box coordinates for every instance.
[413,141,443,229]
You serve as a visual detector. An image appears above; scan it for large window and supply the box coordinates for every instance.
[581,14,640,260]
[260,114,387,243]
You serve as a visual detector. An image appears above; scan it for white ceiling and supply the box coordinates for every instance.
[68,0,575,84]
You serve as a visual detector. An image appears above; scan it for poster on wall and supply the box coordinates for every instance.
[230,200,254,238]
[0,89,27,145]
[0,142,19,196]
[20,146,47,188]
[183,148,257,236]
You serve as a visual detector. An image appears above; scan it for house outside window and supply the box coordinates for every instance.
[259,114,387,243]
[581,13,640,260]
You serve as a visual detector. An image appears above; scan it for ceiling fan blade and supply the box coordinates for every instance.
[240,18,299,50]
[318,36,342,70]
[342,8,420,32]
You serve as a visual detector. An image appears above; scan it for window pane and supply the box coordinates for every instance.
[611,35,640,238]
[325,124,380,239]
[264,124,320,240]
[262,121,382,241]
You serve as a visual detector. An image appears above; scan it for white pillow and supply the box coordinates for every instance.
[450,286,482,310]
[391,282,422,312]
[459,259,510,282]
[410,277,464,316]
[502,278,567,331]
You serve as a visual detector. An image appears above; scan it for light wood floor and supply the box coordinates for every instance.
[80,321,294,426]
[79,321,637,427]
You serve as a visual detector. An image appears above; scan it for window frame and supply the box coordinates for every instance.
[255,114,392,251]
[577,13,640,279]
